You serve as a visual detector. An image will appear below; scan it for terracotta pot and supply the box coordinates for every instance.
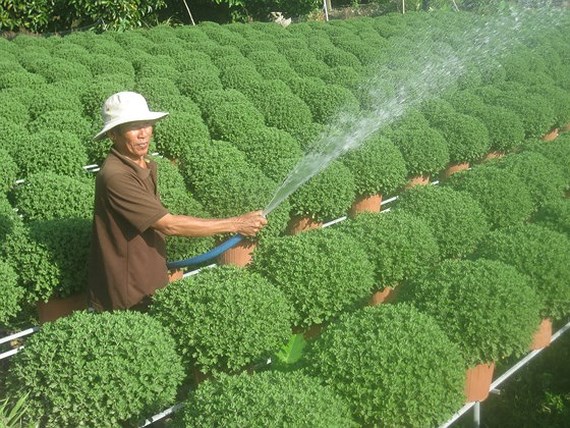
[217,240,257,267]
[530,318,552,350]
[483,151,505,161]
[369,287,397,306]
[37,291,88,324]
[464,362,495,402]
[405,175,430,189]
[349,193,382,218]
[441,162,470,179]
[287,216,323,235]
[541,128,559,142]
[168,269,184,283]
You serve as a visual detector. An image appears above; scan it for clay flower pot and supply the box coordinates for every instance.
[217,240,257,267]
[37,291,88,324]
[529,318,552,350]
[541,128,559,142]
[464,362,495,402]
[286,216,323,235]
[441,162,470,179]
[405,175,430,189]
[349,193,382,218]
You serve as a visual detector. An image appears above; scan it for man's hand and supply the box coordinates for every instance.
[234,210,268,237]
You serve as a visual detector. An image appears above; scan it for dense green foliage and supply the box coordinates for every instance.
[150,266,294,374]
[0,147,18,192]
[6,311,184,427]
[305,303,465,427]
[473,224,570,320]
[400,258,542,366]
[252,228,375,328]
[395,185,489,259]
[179,370,355,428]
[533,198,570,237]
[0,259,24,325]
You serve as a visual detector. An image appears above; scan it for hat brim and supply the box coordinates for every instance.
[93,111,169,141]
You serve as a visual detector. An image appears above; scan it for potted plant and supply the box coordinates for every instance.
[12,172,94,222]
[1,219,91,322]
[287,160,356,233]
[398,258,542,401]
[149,265,294,378]
[305,303,466,426]
[340,133,407,216]
[334,211,440,304]
[474,223,570,328]
[383,113,450,187]
[0,259,24,327]
[6,310,184,427]
[395,185,490,259]
[178,370,356,427]
[420,98,490,178]
[495,151,566,210]
[445,164,534,229]
[252,228,375,333]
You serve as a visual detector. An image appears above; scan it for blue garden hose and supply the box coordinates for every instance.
[166,233,244,270]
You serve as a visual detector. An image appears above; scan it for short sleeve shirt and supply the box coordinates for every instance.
[88,148,169,310]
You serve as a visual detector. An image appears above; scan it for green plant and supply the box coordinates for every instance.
[445,164,534,229]
[6,310,183,427]
[0,93,29,125]
[395,185,490,259]
[521,134,570,188]
[341,133,407,197]
[0,194,21,243]
[27,109,93,145]
[496,151,566,209]
[0,118,29,162]
[12,172,94,222]
[0,393,37,428]
[335,210,439,289]
[150,265,294,375]
[384,116,450,178]
[14,130,88,178]
[0,147,18,192]
[421,98,490,164]
[178,370,356,428]
[400,258,542,366]
[0,259,24,325]
[153,111,211,161]
[176,65,224,101]
[2,219,91,302]
[288,160,356,223]
[252,228,375,328]
[305,303,465,427]
[473,223,570,320]
[533,198,570,237]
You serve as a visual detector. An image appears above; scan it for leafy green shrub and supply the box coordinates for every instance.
[528,84,570,129]
[179,370,355,428]
[81,79,135,124]
[252,228,374,328]
[198,89,265,143]
[150,265,294,375]
[231,126,303,183]
[473,223,570,320]
[533,198,570,237]
[421,98,490,164]
[0,115,34,160]
[285,50,331,80]
[396,185,490,259]
[445,164,534,229]
[218,63,263,92]
[399,258,541,366]
[0,194,21,243]
[12,172,94,222]
[2,219,91,302]
[289,77,360,125]
[0,147,18,192]
[25,84,83,120]
[496,151,566,209]
[384,119,450,178]
[305,303,465,427]
[153,111,210,161]
[27,109,92,145]
[335,210,439,289]
[341,133,407,197]
[0,70,45,91]
[0,94,29,125]
[6,310,183,427]
[521,134,570,187]
[288,160,356,223]
[14,130,88,178]
[0,259,24,325]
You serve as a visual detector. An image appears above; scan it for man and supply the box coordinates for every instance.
[88,91,267,311]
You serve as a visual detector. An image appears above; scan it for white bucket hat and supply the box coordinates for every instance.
[93,91,168,140]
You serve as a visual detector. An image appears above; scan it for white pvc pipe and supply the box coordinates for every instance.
[0,327,39,345]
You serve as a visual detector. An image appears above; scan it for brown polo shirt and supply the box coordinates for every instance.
[88,148,169,311]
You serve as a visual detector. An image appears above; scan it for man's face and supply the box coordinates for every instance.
[111,121,154,160]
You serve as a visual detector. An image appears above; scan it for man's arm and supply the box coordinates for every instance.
[152,210,267,238]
